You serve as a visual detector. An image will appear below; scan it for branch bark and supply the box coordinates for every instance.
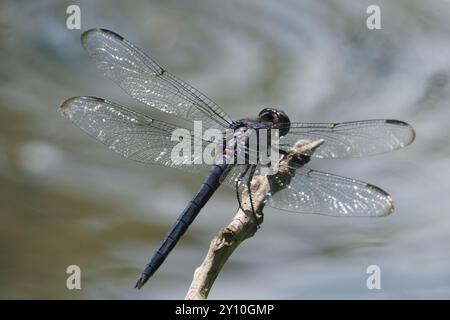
[185,139,324,300]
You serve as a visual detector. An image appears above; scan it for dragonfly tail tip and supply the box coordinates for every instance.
[134,275,149,290]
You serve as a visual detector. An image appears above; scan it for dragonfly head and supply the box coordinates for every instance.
[257,108,291,136]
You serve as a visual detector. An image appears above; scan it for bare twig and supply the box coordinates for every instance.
[185,139,324,300]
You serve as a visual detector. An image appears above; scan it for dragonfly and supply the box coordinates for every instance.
[60,28,415,289]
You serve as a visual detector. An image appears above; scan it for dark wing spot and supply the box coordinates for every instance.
[84,96,106,102]
[99,28,124,40]
[385,119,409,126]
[81,28,124,45]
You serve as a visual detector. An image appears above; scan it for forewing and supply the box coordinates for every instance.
[81,28,232,130]
[279,120,415,158]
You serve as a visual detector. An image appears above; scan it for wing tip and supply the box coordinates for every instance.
[386,195,395,216]
[81,28,124,46]
[59,96,79,117]
[385,119,416,146]
[407,124,416,145]
[366,183,395,216]
[59,96,106,117]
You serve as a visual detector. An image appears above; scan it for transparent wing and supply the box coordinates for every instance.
[266,166,394,217]
[219,164,254,188]
[81,28,232,130]
[60,96,212,173]
[279,120,415,158]
[192,158,393,217]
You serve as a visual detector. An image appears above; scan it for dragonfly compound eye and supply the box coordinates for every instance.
[258,107,291,136]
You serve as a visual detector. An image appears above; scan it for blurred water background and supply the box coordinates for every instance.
[1,0,450,299]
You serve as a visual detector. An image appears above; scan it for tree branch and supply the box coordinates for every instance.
[185,139,324,300]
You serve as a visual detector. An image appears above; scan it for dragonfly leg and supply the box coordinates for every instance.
[235,165,250,211]
[246,165,260,229]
